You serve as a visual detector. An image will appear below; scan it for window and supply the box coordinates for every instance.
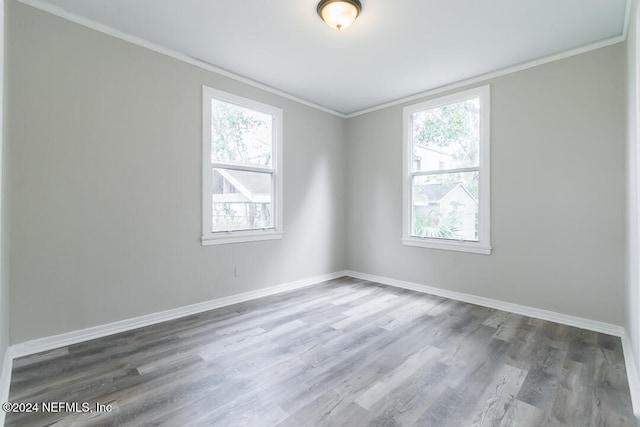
[402,85,491,254]
[202,86,283,245]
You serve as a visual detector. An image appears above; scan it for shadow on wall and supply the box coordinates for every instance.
[271,152,340,280]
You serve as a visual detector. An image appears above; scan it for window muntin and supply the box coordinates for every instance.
[403,86,491,254]
[202,86,283,245]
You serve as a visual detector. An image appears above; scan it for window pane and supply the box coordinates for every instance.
[412,98,480,172]
[212,168,273,232]
[412,172,479,241]
[211,99,273,167]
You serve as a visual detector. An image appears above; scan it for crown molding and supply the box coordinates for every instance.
[15,0,348,118]
[16,0,629,119]
[345,34,626,118]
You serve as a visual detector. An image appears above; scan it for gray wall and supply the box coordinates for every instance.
[627,0,640,381]
[5,0,629,344]
[0,0,8,364]
[7,1,346,343]
[346,44,626,325]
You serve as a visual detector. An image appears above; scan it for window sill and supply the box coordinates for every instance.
[401,237,492,255]
[202,230,284,246]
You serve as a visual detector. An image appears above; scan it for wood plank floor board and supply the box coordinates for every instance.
[354,345,442,410]
[500,399,546,427]
[551,359,590,424]
[516,344,565,411]
[366,361,452,427]
[6,277,637,426]
[464,363,528,426]
[274,314,451,418]
[411,338,515,426]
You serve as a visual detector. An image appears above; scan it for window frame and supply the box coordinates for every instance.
[201,86,284,246]
[402,85,491,255]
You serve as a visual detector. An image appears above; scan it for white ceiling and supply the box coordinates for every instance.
[27,0,629,115]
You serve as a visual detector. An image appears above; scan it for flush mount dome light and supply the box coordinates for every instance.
[317,0,362,31]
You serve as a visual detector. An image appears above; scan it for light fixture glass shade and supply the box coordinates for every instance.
[317,0,362,30]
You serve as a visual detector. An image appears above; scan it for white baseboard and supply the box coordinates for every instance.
[0,347,12,427]
[346,270,640,417]
[344,270,624,336]
[5,269,639,421]
[11,271,346,359]
[622,332,640,417]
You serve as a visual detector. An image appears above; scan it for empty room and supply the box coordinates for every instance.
[1,0,640,425]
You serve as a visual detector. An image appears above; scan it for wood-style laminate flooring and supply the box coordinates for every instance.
[6,277,638,426]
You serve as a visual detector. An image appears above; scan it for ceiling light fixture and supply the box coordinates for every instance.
[317,0,362,31]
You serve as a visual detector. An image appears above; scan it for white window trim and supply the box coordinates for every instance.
[201,86,284,246]
[401,85,491,255]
